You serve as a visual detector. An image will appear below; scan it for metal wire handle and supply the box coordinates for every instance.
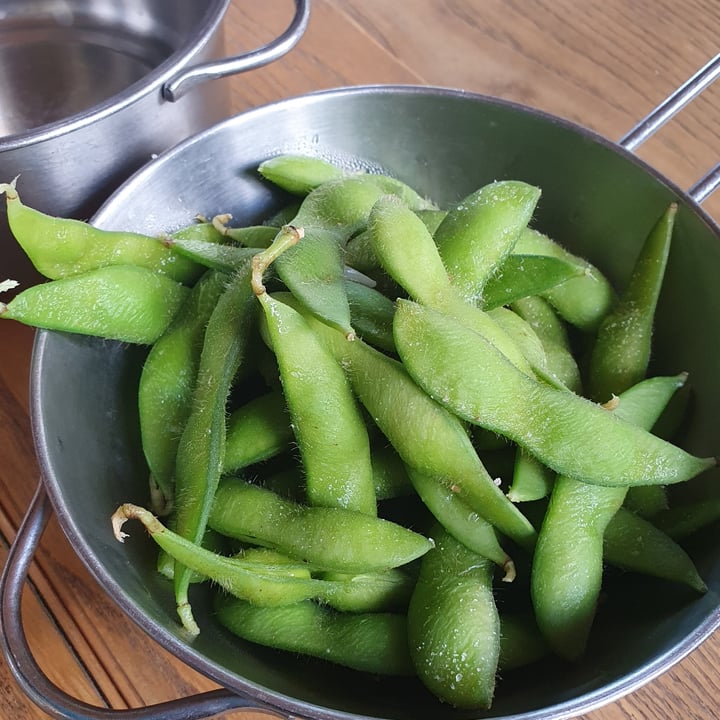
[163,0,311,102]
[619,53,720,205]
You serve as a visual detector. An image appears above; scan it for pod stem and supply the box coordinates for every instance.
[211,213,234,235]
[0,177,19,201]
[111,503,201,636]
[251,224,304,295]
[111,503,165,541]
[502,559,517,583]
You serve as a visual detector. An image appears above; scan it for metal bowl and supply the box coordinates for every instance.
[8,85,720,719]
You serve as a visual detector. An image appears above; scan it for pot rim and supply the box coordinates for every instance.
[30,83,720,720]
[0,0,230,153]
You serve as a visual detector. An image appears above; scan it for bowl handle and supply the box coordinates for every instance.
[0,482,289,720]
[162,0,311,103]
[619,52,720,204]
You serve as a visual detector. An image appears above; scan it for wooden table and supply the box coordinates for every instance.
[2,1,720,717]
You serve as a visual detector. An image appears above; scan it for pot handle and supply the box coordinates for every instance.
[0,482,289,720]
[162,0,311,103]
[619,52,720,204]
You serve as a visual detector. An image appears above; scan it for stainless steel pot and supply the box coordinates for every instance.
[2,60,720,720]
[0,0,310,289]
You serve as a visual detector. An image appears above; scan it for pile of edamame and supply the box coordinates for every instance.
[2,156,718,710]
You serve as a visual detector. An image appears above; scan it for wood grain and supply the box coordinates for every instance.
[1,1,719,718]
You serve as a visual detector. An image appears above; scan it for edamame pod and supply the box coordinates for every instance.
[172,264,256,635]
[215,596,415,675]
[216,222,278,248]
[649,498,720,540]
[588,203,677,402]
[112,504,414,615]
[604,507,707,592]
[1,180,206,283]
[498,613,549,671]
[486,306,552,385]
[370,444,414,500]
[139,270,228,510]
[314,568,414,613]
[161,237,259,273]
[223,390,294,473]
[511,295,581,393]
[514,227,616,331]
[344,279,396,352]
[407,524,501,709]
[208,477,431,573]
[258,154,346,195]
[367,194,532,373]
[404,464,515,579]
[507,448,555,503]
[531,373,690,660]
[480,253,584,310]
[0,264,189,344]
[271,176,404,337]
[433,180,541,303]
[253,237,376,515]
[393,299,716,487]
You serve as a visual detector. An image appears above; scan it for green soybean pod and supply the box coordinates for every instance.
[172,264,256,635]
[511,295,582,393]
[623,484,670,519]
[480,254,584,310]
[343,278,396,352]
[217,223,279,248]
[370,444,414,500]
[111,503,400,612]
[223,390,293,473]
[514,227,617,332]
[161,237,259,273]
[114,504,411,614]
[138,270,228,510]
[403,464,515,579]
[114,504,321,608]
[507,448,555,503]
[344,208,447,275]
[0,264,189,344]
[367,194,532,374]
[507,296,579,502]
[531,475,627,660]
[315,568,415,613]
[215,596,414,676]
[604,507,707,592]
[407,524,500,709]
[209,477,431,573]
[486,306,552,384]
[1,181,205,283]
[393,299,715,488]
[254,243,376,515]
[235,548,413,613]
[498,613,549,671]
[258,154,347,195]
[530,373,690,660]
[433,180,541,304]
[650,498,720,540]
[588,203,677,402]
